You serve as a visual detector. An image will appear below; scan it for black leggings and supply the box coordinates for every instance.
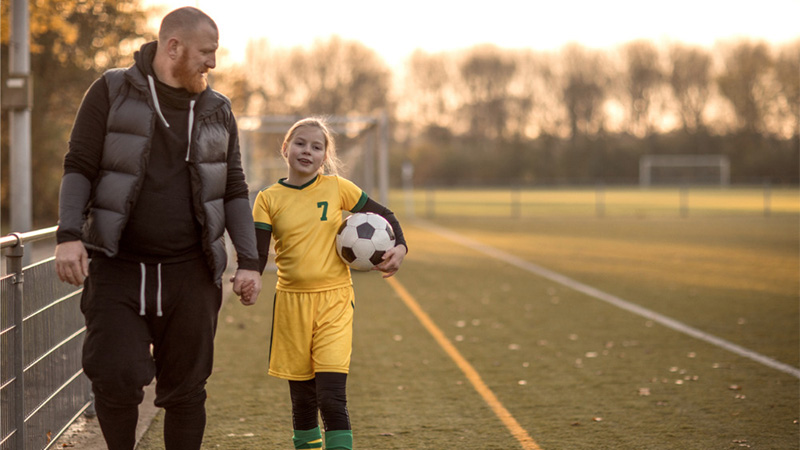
[289,372,350,431]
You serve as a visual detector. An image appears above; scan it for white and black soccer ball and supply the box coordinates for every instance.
[336,212,396,271]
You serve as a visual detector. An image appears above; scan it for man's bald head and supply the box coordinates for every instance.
[158,7,218,42]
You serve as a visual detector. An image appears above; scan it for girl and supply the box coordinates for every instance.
[252,117,407,450]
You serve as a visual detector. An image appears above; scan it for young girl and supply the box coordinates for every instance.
[252,117,407,450]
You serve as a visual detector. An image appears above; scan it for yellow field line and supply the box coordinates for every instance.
[385,276,542,450]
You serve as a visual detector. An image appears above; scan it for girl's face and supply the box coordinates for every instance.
[283,126,327,185]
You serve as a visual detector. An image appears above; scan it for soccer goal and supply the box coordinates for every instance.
[238,114,390,205]
[639,154,730,187]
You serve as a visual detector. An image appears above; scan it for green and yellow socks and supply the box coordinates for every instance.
[292,428,353,450]
[293,427,322,449]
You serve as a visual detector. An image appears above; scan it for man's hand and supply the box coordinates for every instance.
[374,244,407,278]
[55,240,89,286]
[231,269,262,306]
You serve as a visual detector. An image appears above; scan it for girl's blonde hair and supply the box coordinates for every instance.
[281,117,342,176]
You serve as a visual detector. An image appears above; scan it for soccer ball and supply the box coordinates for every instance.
[336,212,396,271]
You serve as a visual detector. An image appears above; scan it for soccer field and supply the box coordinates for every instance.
[138,190,799,449]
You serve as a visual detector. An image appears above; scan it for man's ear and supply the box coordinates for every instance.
[167,37,181,60]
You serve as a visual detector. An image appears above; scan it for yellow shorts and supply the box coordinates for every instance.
[269,286,355,381]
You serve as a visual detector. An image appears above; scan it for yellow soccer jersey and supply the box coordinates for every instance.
[253,175,368,292]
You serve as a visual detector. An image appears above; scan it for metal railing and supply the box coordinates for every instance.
[1,226,91,450]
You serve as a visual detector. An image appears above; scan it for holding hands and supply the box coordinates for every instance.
[231,269,262,305]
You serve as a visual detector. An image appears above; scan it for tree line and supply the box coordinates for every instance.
[1,0,798,227]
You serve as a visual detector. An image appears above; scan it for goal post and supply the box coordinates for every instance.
[238,114,390,205]
[639,154,730,187]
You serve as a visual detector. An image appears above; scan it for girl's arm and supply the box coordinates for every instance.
[358,198,407,277]
[358,198,408,253]
[256,227,272,274]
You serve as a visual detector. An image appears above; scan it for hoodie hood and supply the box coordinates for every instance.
[133,40,159,80]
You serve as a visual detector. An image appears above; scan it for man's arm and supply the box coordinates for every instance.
[225,198,262,305]
[223,115,262,304]
[55,76,109,286]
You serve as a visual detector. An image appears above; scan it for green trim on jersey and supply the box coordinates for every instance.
[255,222,272,231]
[279,175,318,190]
[350,192,369,212]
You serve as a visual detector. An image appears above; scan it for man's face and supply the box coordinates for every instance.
[172,22,218,93]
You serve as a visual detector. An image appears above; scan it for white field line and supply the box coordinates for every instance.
[419,221,800,380]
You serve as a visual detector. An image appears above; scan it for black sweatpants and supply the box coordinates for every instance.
[81,255,222,450]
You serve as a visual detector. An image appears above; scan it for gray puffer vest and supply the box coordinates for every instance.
[81,67,231,283]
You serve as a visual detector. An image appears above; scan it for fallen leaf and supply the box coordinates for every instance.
[638,388,651,396]
[729,384,742,390]
[592,417,603,422]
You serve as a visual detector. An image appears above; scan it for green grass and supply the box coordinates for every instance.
[392,186,799,218]
[138,189,799,449]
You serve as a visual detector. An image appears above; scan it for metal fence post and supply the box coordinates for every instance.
[5,234,26,450]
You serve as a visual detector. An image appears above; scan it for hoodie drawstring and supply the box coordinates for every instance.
[156,263,163,317]
[147,75,170,128]
[139,263,146,316]
[139,262,164,317]
[185,100,195,162]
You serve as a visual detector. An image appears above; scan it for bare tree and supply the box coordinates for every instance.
[458,45,518,140]
[243,36,391,117]
[717,40,773,134]
[560,43,609,139]
[401,49,456,131]
[668,43,712,133]
[621,40,663,137]
[773,40,800,139]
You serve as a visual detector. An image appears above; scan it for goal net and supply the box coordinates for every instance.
[238,115,390,204]
[639,155,730,186]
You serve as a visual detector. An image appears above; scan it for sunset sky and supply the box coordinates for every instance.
[145,0,798,68]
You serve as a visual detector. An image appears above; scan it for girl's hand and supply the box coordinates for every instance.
[374,244,407,278]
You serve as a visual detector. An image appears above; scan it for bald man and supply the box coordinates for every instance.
[55,7,260,449]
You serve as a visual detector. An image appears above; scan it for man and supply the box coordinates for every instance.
[54,7,261,450]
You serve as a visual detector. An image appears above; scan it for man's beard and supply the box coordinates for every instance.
[172,51,207,94]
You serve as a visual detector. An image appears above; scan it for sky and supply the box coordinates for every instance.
[143,0,800,68]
